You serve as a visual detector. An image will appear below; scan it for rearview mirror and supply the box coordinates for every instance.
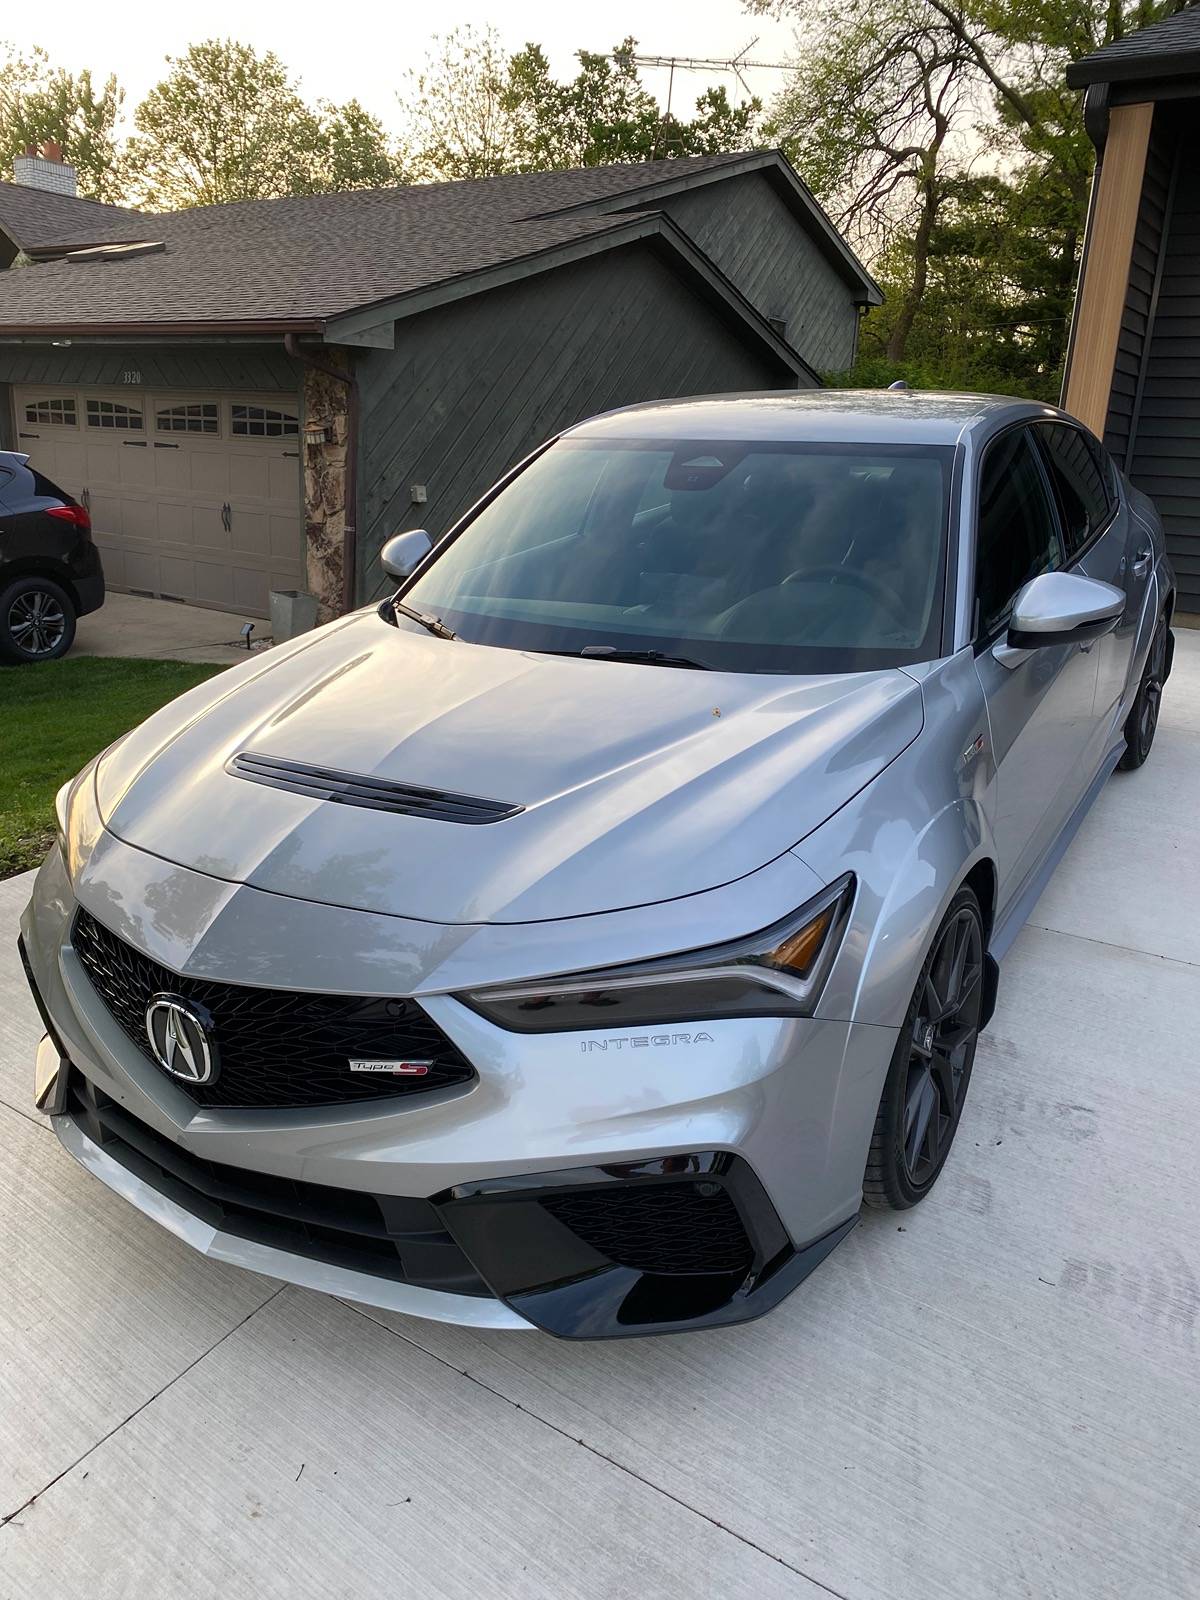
[380,528,433,582]
[1007,571,1125,651]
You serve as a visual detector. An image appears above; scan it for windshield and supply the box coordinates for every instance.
[400,436,955,673]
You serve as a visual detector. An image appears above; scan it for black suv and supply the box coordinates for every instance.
[0,450,104,663]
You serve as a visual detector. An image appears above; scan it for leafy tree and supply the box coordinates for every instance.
[757,0,1191,394]
[761,0,976,362]
[309,100,406,193]
[0,43,124,202]
[124,40,401,208]
[401,27,515,182]
[401,29,760,181]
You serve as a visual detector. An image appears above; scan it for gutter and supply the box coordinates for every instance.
[0,319,324,338]
[284,330,358,616]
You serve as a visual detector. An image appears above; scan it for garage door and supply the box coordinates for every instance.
[13,385,304,616]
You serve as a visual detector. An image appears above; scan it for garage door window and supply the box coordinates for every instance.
[87,398,143,431]
[156,402,218,434]
[232,404,298,438]
[24,397,77,426]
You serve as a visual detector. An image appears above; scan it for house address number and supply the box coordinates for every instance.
[122,369,142,384]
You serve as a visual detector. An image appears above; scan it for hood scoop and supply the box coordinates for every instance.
[226,751,523,825]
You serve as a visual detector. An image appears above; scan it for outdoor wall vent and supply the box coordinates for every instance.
[66,240,166,266]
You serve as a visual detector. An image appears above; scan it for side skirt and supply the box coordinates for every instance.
[989,738,1125,964]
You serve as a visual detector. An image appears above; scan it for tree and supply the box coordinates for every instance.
[401,27,515,182]
[400,29,761,181]
[309,100,406,194]
[760,0,978,362]
[757,0,1190,393]
[123,40,401,208]
[0,43,124,202]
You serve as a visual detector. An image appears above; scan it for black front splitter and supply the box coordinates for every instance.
[436,1152,858,1340]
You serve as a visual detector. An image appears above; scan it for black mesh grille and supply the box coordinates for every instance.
[541,1182,754,1276]
[71,908,475,1111]
[66,1075,489,1296]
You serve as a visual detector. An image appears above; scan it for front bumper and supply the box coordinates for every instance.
[21,841,891,1339]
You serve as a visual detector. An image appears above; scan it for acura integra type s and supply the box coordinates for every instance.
[21,390,1175,1339]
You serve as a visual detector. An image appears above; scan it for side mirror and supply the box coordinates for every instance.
[380,528,433,582]
[1006,570,1125,651]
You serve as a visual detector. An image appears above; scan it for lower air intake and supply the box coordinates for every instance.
[540,1182,754,1276]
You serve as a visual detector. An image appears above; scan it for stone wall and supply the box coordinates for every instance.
[302,355,352,624]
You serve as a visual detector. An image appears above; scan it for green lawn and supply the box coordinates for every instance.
[0,657,227,879]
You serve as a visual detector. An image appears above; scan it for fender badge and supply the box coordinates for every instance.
[348,1059,432,1076]
[961,732,985,765]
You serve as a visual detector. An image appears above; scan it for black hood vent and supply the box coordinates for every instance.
[226,750,523,825]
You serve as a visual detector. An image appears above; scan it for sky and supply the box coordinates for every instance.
[7,0,801,136]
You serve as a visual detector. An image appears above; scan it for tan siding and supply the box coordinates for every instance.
[1065,102,1155,434]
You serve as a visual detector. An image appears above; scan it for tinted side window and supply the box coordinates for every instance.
[975,429,1064,639]
[1035,423,1110,555]
[29,468,68,503]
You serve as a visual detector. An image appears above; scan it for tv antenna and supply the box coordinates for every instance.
[611,38,793,120]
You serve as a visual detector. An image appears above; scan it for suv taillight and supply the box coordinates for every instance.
[46,504,91,533]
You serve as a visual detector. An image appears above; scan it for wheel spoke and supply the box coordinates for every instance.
[945,918,972,1009]
[904,1068,938,1173]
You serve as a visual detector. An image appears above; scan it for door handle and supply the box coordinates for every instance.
[1132,547,1152,577]
[221,502,232,533]
[80,487,90,510]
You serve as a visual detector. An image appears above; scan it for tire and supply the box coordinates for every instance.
[863,886,984,1211]
[0,575,76,664]
[1118,614,1169,770]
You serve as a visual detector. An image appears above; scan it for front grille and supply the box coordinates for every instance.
[71,907,475,1111]
[66,1074,489,1296]
[226,751,523,825]
[541,1182,754,1276]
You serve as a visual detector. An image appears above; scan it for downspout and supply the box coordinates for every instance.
[1061,82,1111,408]
[283,332,359,615]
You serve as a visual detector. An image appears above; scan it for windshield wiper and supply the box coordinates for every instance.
[548,645,712,670]
[391,600,457,641]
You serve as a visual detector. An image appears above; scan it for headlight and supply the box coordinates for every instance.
[461,875,855,1032]
[54,756,104,882]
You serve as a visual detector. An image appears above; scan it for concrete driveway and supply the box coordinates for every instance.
[74,592,265,664]
[2,634,1198,1600]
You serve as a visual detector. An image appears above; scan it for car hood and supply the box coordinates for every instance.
[96,612,923,924]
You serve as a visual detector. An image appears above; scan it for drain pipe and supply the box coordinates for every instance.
[284,332,359,615]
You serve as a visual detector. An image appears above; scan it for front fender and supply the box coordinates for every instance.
[810,796,995,1029]
[800,648,998,1030]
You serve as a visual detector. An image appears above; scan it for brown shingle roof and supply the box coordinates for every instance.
[0,182,147,252]
[0,155,760,332]
[1067,5,1200,86]
[0,153,877,334]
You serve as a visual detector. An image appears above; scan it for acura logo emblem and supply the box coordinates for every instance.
[144,994,219,1085]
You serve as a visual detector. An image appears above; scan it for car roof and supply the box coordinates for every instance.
[565,388,1061,447]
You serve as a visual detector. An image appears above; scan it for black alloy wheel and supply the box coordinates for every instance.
[1119,615,1169,770]
[0,576,76,664]
[864,887,985,1210]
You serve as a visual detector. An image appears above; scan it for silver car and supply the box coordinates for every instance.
[21,390,1175,1339]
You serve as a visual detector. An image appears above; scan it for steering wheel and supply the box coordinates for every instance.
[783,564,908,628]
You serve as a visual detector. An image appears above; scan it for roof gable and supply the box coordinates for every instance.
[0,152,876,339]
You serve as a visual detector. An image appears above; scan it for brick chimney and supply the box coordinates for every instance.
[13,143,78,197]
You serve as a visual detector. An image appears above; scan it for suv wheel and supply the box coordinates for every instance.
[0,576,77,663]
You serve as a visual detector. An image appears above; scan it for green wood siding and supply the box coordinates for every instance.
[356,241,796,601]
[0,344,297,393]
[657,173,862,373]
